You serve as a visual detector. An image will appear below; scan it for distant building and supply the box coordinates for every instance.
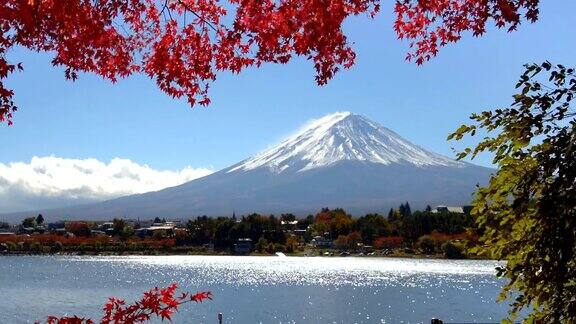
[432,205,471,214]
[54,228,67,236]
[164,221,182,228]
[136,223,176,238]
[293,229,307,237]
[19,227,35,235]
[360,245,374,253]
[280,220,298,231]
[97,222,115,235]
[135,228,149,237]
[99,222,114,230]
[311,236,333,248]
[47,222,65,231]
[234,238,253,254]
[90,230,107,237]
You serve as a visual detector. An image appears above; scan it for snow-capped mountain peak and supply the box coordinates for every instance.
[4,112,491,220]
[229,112,461,174]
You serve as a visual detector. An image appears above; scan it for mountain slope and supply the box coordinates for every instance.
[2,112,493,221]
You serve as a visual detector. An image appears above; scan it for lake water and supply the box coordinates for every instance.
[0,256,511,323]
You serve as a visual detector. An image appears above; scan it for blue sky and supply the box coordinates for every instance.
[0,1,574,203]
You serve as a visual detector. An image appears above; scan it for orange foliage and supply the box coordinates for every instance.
[373,236,404,249]
[428,230,476,243]
[65,222,91,237]
[0,234,175,250]
[46,283,211,323]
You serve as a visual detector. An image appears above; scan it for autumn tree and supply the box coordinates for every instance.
[313,208,355,239]
[374,236,403,250]
[449,62,576,322]
[45,283,211,323]
[66,221,91,237]
[1,0,539,124]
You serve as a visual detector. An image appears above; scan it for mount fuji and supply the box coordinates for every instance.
[3,112,493,220]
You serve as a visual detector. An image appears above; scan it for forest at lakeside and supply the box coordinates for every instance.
[0,203,477,259]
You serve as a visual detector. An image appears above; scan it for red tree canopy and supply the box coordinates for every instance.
[0,0,539,124]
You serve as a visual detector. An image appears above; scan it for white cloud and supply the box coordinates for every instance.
[0,156,213,212]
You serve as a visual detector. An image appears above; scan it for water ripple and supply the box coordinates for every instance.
[65,255,502,288]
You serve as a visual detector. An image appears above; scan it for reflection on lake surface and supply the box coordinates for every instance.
[0,256,508,323]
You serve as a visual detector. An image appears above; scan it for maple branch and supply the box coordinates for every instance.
[158,0,178,24]
[160,0,169,15]
[177,0,218,32]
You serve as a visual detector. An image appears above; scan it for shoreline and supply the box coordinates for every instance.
[0,250,492,260]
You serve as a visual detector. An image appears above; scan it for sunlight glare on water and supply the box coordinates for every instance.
[72,255,500,287]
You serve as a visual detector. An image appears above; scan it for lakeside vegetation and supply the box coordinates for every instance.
[0,203,480,259]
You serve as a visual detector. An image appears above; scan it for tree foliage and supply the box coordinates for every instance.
[394,0,538,64]
[356,213,392,244]
[113,218,127,235]
[65,221,91,237]
[449,62,576,322]
[1,0,540,124]
[187,213,287,250]
[314,208,355,239]
[442,240,466,259]
[310,206,473,249]
[44,283,211,323]
[402,210,473,241]
[21,217,36,228]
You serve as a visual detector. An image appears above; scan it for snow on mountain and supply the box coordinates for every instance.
[229,112,461,173]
